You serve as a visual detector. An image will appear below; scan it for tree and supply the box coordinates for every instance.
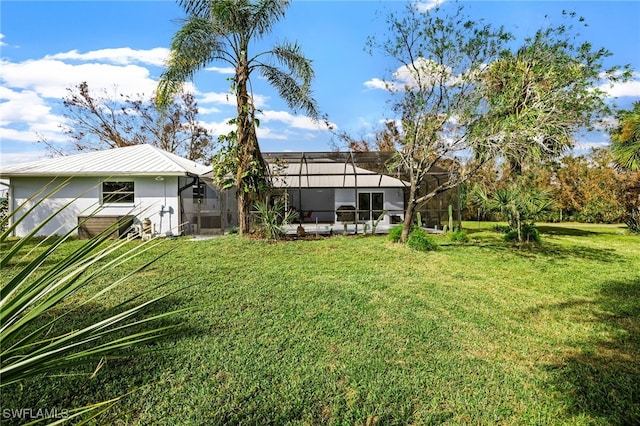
[477,11,631,174]
[336,121,399,153]
[474,184,553,243]
[552,149,627,223]
[368,3,511,242]
[610,102,640,172]
[43,81,213,162]
[156,0,319,235]
[609,102,640,232]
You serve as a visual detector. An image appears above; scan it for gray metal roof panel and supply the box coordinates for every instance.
[0,145,210,177]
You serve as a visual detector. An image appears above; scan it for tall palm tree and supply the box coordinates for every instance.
[156,0,318,234]
[610,102,640,172]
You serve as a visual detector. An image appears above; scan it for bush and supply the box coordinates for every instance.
[387,225,404,243]
[505,224,541,243]
[449,229,469,243]
[253,200,297,240]
[492,224,511,233]
[407,228,438,252]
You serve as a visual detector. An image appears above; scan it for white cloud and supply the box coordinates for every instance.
[599,78,640,98]
[202,118,236,137]
[0,34,6,47]
[206,66,235,75]
[416,0,446,12]
[198,90,270,109]
[0,89,52,126]
[574,140,610,155]
[0,149,51,168]
[0,52,165,154]
[198,106,222,114]
[198,91,236,106]
[0,126,42,143]
[45,47,170,67]
[364,58,453,92]
[259,110,334,131]
[0,58,158,99]
[0,87,67,144]
[256,126,289,141]
[364,78,388,91]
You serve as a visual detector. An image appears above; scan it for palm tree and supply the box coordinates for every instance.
[156,0,319,234]
[610,102,640,232]
[474,183,553,243]
[610,102,640,172]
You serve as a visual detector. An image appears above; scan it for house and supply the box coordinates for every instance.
[0,144,230,238]
[2,146,458,238]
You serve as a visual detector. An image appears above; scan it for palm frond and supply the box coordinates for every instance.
[259,64,318,119]
[157,16,229,108]
[0,186,189,421]
[249,0,288,38]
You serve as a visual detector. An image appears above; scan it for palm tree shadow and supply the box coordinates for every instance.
[537,225,599,237]
[470,237,621,264]
[531,241,620,263]
[534,279,640,424]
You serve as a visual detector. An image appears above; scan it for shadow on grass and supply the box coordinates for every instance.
[466,235,621,264]
[536,225,598,237]
[538,278,640,424]
[525,241,620,263]
[0,294,204,425]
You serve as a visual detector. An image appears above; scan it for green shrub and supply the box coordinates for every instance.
[505,224,541,243]
[253,200,297,240]
[407,228,438,252]
[387,225,404,243]
[492,224,511,233]
[449,229,469,243]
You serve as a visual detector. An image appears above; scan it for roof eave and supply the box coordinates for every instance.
[0,172,192,178]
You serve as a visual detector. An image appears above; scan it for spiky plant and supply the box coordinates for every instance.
[1,183,187,422]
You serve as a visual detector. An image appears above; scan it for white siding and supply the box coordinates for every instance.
[9,176,181,237]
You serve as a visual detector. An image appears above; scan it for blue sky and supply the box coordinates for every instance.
[1,0,639,167]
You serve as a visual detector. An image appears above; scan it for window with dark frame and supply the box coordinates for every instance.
[358,192,384,221]
[101,181,135,204]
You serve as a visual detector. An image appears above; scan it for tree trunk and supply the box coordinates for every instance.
[401,201,416,243]
[401,180,419,243]
[236,56,253,235]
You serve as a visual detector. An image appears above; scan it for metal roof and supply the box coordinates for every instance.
[0,145,210,178]
[270,162,407,188]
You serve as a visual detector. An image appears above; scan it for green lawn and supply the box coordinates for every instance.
[2,223,639,425]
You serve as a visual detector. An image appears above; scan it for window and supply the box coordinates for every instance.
[358,192,384,221]
[102,181,134,204]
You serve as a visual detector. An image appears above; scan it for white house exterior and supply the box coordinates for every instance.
[0,145,222,238]
[1,146,413,238]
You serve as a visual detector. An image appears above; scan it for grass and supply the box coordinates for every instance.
[1,223,639,425]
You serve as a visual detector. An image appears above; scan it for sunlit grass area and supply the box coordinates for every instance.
[2,223,638,425]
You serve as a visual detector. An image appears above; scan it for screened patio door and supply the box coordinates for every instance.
[358,192,384,221]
